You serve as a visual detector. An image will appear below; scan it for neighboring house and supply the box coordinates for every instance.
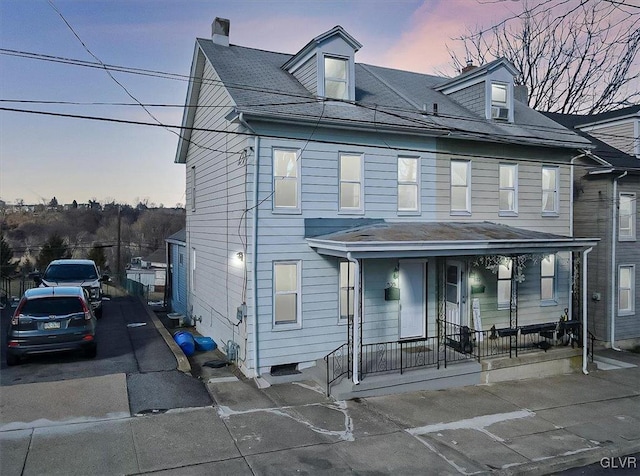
[166,228,187,316]
[546,106,640,350]
[127,249,167,292]
[175,19,598,396]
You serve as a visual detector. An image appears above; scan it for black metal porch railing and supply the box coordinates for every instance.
[325,319,586,395]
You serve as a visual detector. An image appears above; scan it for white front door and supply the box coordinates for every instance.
[445,261,465,326]
[399,261,426,339]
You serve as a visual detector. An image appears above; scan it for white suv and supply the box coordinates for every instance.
[35,259,108,317]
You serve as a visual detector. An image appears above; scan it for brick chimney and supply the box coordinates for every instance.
[212,18,230,46]
[461,60,476,74]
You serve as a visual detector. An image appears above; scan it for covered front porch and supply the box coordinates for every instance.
[307,221,598,397]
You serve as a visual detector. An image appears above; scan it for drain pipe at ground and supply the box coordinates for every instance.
[347,252,360,385]
[582,246,593,375]
[251,134,261,377]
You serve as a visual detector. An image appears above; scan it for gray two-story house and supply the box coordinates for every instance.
[548,107,640,351]
[175,19,598,396]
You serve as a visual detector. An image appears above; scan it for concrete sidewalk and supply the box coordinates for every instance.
[1,347,639,475]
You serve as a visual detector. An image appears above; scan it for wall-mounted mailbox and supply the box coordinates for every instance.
[385,287,400,301]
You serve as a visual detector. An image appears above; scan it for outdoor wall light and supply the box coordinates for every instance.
[236,252,244,262]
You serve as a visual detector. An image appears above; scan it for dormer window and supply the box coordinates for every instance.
[491,82,509,120]
[324,56,348,100]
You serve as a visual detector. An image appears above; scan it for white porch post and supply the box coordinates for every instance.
[582,247,593,375]
[347,252,360,385]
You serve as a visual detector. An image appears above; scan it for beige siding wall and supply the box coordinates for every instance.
[586,122,636,156]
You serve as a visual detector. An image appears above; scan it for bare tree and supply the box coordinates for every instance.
[448,0,640,114]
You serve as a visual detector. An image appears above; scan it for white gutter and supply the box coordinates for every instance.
[582,246,593,375]
[610,171,628,351]
[347,252,360,385]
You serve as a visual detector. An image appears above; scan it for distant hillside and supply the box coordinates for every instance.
[0,204,185,275]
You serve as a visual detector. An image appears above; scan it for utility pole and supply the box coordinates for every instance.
[116,205,121,281]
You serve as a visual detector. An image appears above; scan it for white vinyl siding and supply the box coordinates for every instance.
[450,160,471,215]
[273,261,301,329]
[619,192,636,241]
[398,157,419,213]
[339,153,364,213]
[542,166,559,215]
[273,148,301,213]
[190,166,196,211]
[497,259,512,309]
[499,164,518,215]
[618,265,635,316]
[191,248,196,293]
[540,254,557,304]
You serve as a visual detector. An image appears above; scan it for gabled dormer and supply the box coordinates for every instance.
[282,26,362,101]
[436,58,519,123]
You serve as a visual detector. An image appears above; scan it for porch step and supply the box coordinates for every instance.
[480,347,582,384]
[329,360,482,400]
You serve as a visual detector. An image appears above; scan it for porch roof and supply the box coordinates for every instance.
[306,221,599,258]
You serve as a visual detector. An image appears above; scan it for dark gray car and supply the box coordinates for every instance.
[6,286,97,366]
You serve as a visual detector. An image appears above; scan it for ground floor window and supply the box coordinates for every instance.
[339,260,355,322]
[273,261,301,328]
[497,258,512,309]
[618,265,635,315]
[540,254,556,303]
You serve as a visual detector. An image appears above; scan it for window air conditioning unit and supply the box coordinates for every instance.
[492,106,509,120]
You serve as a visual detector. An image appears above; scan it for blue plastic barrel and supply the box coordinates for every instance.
[194,336,216,352]
[173,331,195,356]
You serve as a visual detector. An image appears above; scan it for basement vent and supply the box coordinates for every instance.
[270,363,301,376]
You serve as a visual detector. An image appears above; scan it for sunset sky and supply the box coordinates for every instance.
[0,0,554,207]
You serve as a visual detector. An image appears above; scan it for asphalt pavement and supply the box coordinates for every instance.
[1,296,639,475]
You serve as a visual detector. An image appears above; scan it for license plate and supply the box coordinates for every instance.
[43,322,61,330]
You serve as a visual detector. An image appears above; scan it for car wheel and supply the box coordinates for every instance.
[6,353,20,366]
[84,344,97,359]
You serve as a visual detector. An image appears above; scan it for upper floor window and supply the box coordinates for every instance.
[491,82,509,120]
[618,265,635,315]
[273,149,300,212]
[273,261,301,328]
[499,164,518,215]
[619,192,636,241]
[339,261,355,322]
[497,258,512,310]
[450,160,471,215]
[324,56,348,100]
[540,254,557,303]
[398,157,419,213]
[541,166,559,215]
[340,153,363,212]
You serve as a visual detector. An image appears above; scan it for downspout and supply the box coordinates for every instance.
[237,111,262,377]
[582,246,593,375]
[347,252,360,385]
[610,171,627,351]
[568,152,586,321]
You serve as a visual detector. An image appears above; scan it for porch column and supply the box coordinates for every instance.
[347,253,360,385]
[582,247,593,374]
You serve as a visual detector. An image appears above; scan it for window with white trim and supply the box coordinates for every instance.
[619,192,636,241]
[324,56,348,100]
[499,164,518,215]
[273,149,300,212]
[339,261,355,322]
[273,261,301,327]
[339,153,363,212]
[497,258,512,310]
[450,160,471,214]
[618,265,635,315]
[541,166,558,215]
[398,157,419,212]
[491,82,509,120]
[540,254,556,303]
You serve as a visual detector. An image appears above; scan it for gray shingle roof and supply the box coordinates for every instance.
[194,38,591,150]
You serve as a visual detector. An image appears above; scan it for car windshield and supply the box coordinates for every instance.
[44,264,98,281]
[20,297,84,317]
